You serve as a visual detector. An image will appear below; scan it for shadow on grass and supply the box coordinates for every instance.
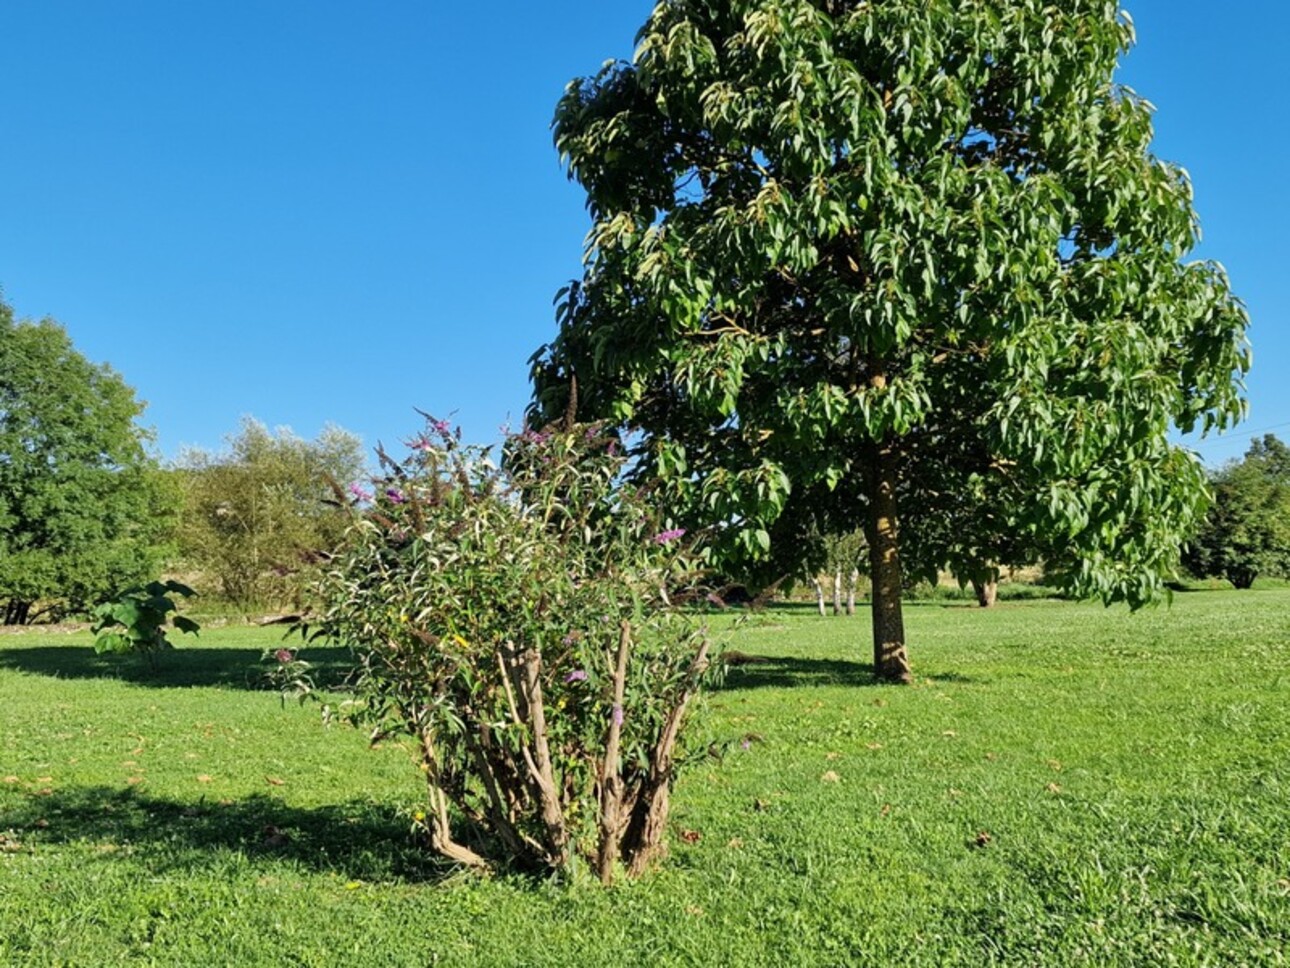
[0,644,356,692]
[752,599,1040,616]
[719,654,879,690]
[2,785,458,884]
[718,655,984,690]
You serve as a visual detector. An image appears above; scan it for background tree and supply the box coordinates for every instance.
[1246,433,1290,480]
[894,411,1040,607]
[0,299,176,624]
[531,0,1249,681]
[175,417,364,608]
[1183,435,1290,589]
[812,527,865,616]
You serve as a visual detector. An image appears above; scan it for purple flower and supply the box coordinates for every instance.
[741,739,752,751]
[408,435,434,453]
[652,528,686,545]
[274,649,294,664]
[564,669,588,684]
[432,419,452,435]
[612,704,625,727]
[348,483,372,502]
[606,440,619,457]
[385,488,406,504]
[561,631,582,646]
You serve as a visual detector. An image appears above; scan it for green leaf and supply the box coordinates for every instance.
[111,602,142,628]
[93,633,129,655]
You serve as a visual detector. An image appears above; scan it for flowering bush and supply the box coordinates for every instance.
[304,419,716,881]
[260,646,319,709]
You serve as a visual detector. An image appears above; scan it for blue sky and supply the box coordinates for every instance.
[0,1,1285,467]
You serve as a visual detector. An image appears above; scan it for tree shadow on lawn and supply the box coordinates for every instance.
[719,654,880,690]
[718,655,984,690]
[0,644,356,692]
[2,785,458,884]
[753,600,1006,618]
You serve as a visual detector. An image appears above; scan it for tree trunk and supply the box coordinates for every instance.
[4,600,32,626]
[864,441,913,683]
[971,578,998,608]
[832,570,842,615]
[812,578,826,617]
[1228,568,1257,590]
[847,569,858,616]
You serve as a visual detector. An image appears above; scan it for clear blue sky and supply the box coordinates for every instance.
[1,1,1285,467]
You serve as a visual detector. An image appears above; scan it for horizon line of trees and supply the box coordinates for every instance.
[0,295,368,624]
[1,293,1283,628]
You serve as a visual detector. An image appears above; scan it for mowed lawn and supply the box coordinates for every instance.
[1,591,1287,966]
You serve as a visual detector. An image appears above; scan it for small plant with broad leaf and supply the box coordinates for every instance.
[304,417,718,882]
[91,580,200,669]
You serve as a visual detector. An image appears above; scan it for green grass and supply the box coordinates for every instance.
[2,592,1288,966]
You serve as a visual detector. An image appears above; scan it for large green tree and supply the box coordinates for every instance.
[0,300,176,624]
[176,417,364,607]
[530,0,1250,681]
[1183,436,1290,589]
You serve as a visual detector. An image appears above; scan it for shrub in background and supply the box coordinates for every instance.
[175,417,364,609]
[306,419,716,882]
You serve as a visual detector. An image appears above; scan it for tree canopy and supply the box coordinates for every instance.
[530,0,1250,680]
[1184,436,1290,589]
[175,417,364,607]
[0,299,175,624]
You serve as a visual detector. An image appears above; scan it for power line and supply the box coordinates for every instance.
[1178,421,1290,469]
[1183,419,1290,451]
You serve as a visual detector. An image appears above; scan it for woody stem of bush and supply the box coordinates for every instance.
[596,620,633,884]
[498,643,568,868]
[461,727,533,861]
[520,648,569,865]
[622,636,712,878]
[417,726,488,869]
